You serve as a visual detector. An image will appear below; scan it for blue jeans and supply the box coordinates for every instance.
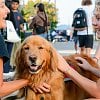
[39,33,48,39]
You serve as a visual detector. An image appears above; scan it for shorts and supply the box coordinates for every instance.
[78,35,93,48]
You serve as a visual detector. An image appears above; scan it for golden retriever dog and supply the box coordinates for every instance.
[12,35,99,100]
[14,35,65,100]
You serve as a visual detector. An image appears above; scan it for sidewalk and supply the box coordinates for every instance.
[53,40,99,56]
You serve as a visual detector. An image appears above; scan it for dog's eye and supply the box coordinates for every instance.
[24,47,29,50]
[38,46,44,49]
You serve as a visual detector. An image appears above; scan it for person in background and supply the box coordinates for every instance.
[77,0,94,56]
[3,0,25,74]
[75,0,100,77]
[8,0,25,70]
[8,0,24,37]
[73,30,78,53]
[71,11,79,53]
[70,28,78,54]
[29,3,50,39]
[66,29,71,41]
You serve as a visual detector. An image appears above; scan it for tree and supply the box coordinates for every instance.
[21,0,58,30]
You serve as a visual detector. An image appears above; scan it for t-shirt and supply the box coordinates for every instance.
[0,33,9,63]
[9,11,24,36]
[13,11,24,35]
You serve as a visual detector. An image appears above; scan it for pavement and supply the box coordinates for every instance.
[2,40,99,100]
[53,40,98,56]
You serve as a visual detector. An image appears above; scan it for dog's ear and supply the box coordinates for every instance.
[15,46,21,67]
[50,47,58,71]
[15,44,26,77]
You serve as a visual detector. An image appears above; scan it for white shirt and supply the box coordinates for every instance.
[77,5,94,35]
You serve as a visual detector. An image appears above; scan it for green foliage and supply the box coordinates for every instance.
[21,1,35,21]
[21,0,58,30]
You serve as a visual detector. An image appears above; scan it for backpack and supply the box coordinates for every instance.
[72,8,88,31]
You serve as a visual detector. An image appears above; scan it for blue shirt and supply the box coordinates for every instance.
[13,11,24,35]
[0,33,9,63]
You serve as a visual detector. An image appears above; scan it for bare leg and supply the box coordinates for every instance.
[86,48,92,56]
[80,47,86,54]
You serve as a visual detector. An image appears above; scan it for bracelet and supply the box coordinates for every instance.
[93,57,99,62]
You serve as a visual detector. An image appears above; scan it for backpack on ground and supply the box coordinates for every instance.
[72,8,88,31]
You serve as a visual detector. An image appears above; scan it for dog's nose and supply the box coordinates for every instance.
[29,56,37,63]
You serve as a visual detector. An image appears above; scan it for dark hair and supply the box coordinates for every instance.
[36,3,47,25]
[5,0,12,9]
[81,0,92,6]
[37,3,45,12]
[12,0,19,4]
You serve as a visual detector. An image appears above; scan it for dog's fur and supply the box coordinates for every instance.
[13,35,99,100]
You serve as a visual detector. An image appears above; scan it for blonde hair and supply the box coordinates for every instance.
[81,0,92,6]
[94,0,100,15]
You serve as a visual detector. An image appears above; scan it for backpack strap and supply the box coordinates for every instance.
[83,9,88,35]
[38,15,48,32]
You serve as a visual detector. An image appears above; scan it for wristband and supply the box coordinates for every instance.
[93,57,99,62]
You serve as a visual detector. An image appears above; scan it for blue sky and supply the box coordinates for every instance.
[55,0,95,25]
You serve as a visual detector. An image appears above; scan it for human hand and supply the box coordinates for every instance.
[75,57,92,71]
[29,82,51,94]
[97,79,100,90]
[57,53,71,74]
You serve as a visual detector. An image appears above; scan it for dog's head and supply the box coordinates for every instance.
[15,35,58,78]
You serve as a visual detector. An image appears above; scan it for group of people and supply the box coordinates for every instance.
[2,0,25,73]
[0,0,100,100]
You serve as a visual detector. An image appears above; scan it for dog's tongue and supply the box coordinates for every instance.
[30,65,38,70]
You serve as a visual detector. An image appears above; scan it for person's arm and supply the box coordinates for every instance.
[70,27,74,39]
[75,57,100,77]
[57,53,100,98]
[0,58,28,97]
[0,79,28,97]
[85,66,100,77]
